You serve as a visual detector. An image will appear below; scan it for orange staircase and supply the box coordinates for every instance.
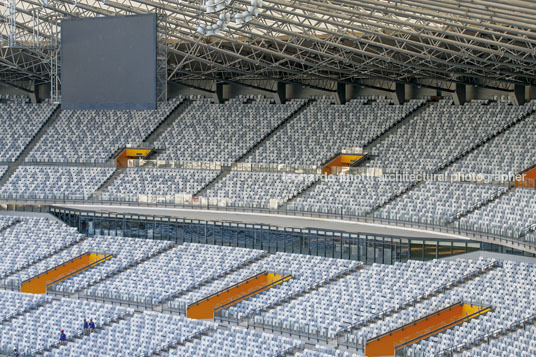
[20,253,112,294]
[515,166,536,188]
[115,148,153,168]
[187,272,292,319]
[365,302,492,357]
[322,153,365,175]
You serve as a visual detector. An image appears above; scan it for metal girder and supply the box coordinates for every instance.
[2,0,536,88]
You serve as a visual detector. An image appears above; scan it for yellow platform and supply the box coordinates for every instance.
[187,272,291,319]
[116,148,152,168]
[515,166,536,188]
[323,154,364,175]
[365,303,491,357]
[20,253,112,294]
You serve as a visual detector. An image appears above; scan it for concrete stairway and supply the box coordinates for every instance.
[142,99,193,147]
[364,100,433,152]
[238,99,313,163]
[0,105,62,187]
[364,99,431,151]
[193,165,232,197]
[90,168,126,200]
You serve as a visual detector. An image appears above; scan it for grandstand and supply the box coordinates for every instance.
[2,0,536,355]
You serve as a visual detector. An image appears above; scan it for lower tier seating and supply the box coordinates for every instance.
[4,235,174,293]
[0,217,84,279]
[44,311,216,357]
[162,326,304,357]
[258,258,491,339]
[85,243,265,305]
[0,290,50,324]
[0,298,131,355]
[460,324,536,357]
[403,260,536,356]
[295,345,359,357]
[169,252,360,314]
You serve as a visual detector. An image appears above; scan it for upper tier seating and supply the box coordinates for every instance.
[85,243,265,305]
[365,99,534,173]
[0,94,30,103]
[258,258,491,339]
[0,101,57,162]
[446,111,536,176]
[4,235,174,293]
[100,167,220,201]
[0,217,84,279]
[246,98,425,166]
[288,175,414,216]
[44,311,216,357]
[459,188,536,239]
[155,98,305,164]
[26,97,182,163]
[163,326,304,357]
[404,260,536,356]
[0,291,50,324]
[0,298,131,356]
[169,252,360,313]
[0,166,115,200]
[201,171,316,207]
[376,182,509,224]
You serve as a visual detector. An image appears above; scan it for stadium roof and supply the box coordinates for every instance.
[2,0,536,90]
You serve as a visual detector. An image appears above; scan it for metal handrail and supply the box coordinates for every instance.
[19,251,90,285]
[395,305,494,352]
[3,193,535,251]
[46,253,113,288]
[366,301,463,343]
[435,312,536,356]
[1,192,536,249]
[345,261,499,334]
[213,274,292,312]
[187,271,267,309]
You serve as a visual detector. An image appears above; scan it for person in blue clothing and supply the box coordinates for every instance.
[89,319,96,333]
[83,319,89,335]
[59,330,67,345]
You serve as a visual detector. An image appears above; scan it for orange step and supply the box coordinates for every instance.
[115,147,152,168]
[187,272,292,319]
[365,302,491,357]
[516,166,536,188]
[322,153,365,175]
[20,253,112,294]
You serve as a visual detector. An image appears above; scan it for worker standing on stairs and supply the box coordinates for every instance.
[83,319,89,335]
[59,330,67,345]
[89,319,96,333]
